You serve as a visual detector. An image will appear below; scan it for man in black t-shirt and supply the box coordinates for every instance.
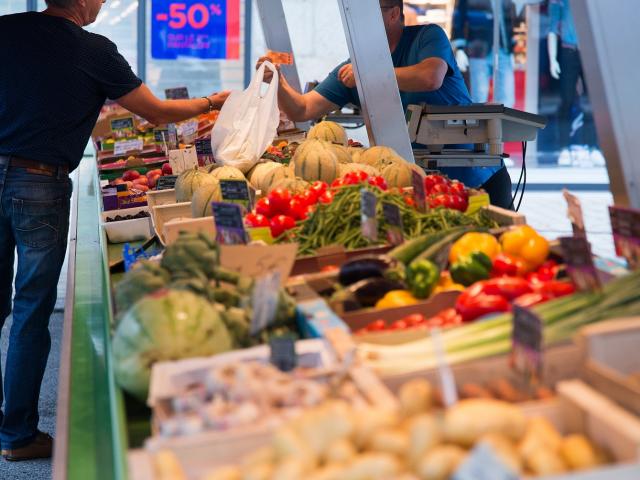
[0,0,229,461]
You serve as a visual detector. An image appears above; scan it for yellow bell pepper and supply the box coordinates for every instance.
[499,225,550,272]
[449,232,501,264]
[433,271,466,294]
[375,290,419,309]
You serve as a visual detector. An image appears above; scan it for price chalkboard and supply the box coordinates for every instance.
[269,335,297,372]
[212,202,247,245]
[220,180,252,210]
[511,304,543,384]
[165,86,190,100]
[383,202,404,245]
[154,128,169,144]
[559,236,601,291]
[167,123,178,149]
[412,169,427,212]
[110,116,134,132]
[360,189,378,242]
[156,175,177,191]
[609,206,640,269]
[194,138,213,155]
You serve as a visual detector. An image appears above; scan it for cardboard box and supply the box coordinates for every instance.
[578,317,640,416]
[101,207,153,244]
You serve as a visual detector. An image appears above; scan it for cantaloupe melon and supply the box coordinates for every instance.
[209,165,245,181]
[191,180,224,217]
[380,161,413,188]
[307,121,348,146]
[331,144,352,164]
[291,139,339,183]
[175,168,217,202]
[349,147,365,163]
[269,177,310,194]
[358,146,403,169]
[338,163,380,178]
[248,162,292,192]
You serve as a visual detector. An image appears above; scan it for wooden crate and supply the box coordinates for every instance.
[146,188,177,208]
[151,202,215,245]
[578,317,640,417]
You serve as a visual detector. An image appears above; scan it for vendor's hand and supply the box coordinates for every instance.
[338,63,357,88]
[455,49,469,73]
[209,91,231,109]
[549,58,561,80]
[256,56,281,83]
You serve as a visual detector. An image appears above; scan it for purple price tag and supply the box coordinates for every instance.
[212,202,248,245]
[609,206,640,270]
[559,236,601,291]
[412,169,427,212]
[510,305,543,384]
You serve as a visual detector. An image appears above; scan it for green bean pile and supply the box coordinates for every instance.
[285,185,498,256]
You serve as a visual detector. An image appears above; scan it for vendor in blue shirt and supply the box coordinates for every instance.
[257,0,512,208]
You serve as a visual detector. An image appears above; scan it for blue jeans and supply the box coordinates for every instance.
[0,163,71,449]
[469,49,515,108]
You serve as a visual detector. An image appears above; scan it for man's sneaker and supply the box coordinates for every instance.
[2,431,53,461]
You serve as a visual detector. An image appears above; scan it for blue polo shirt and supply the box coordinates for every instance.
[315,24,501,187]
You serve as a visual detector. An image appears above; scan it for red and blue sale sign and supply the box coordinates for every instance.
[151,0,240,60]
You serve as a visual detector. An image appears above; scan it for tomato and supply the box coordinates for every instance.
[429,194,450,209]
[449,181,468,197]
[267,188,292,215]
[122,170,140,181]
[449,194,467,212]
[344,171,369,185]
[244,213,270,228]
[368,176,388,190]
[300,189,319,205]
[424,174,447,193]
[148,174,161,189]
[161,163,173,175]
[331,178,346,189]
[255,197,273,218]
[309,181,328,198]
[390,320,408,330]
[304,204,316,218]
[431,183,450,195]
[366,319,387,331]
[133,176,148,185]
[320,265,339,272]
[318,190,335,204]
[404,195,417,208]
[403,313,426,326]
[288,197,309,220]
[269,214,296,238]
[427,316,445,328]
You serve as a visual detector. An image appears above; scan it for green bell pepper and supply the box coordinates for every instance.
[450,251,493,286]
[406,259,440,299]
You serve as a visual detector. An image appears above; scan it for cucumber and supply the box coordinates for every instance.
[388,228,464,266]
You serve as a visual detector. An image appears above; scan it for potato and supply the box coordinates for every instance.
[340,453,402,480]
[352,407,399,449]
[324,438,357,464]
[519,417,563,461]
[272,427,316,468]
[560,434,599,470]
[399,378,433,417]
[406,414,443,467]
[241,447,274,470]
[444,399,527,447]
[241,463,273,480]
[525,447,567,476]
[368,428,410,456]
[415,445,467,480]
[272,459,308,480]
[202,466,241,480]
[293,401,354,457]
[153,450,187,480]
[478,433,522,474]
[306,465,346,480]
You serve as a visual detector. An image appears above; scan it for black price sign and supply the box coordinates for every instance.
[154,128,169,144]
[559,236,601,291]
[360,189,378,242]
[220,180,252,210]
[195,138,213,156]
[609,206,640,270]
[165,87,190,100]
[110,116,134,132]
[212,202,247,245]
[412,169,427,212]
[510,304,543,383]
[269,335,297,372]
[383,202,404,246]
[156,175,177,191]
[167,124,179,149]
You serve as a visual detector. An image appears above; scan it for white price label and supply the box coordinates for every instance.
[250,272,281,335]
[168,147,199,174]
[114,139,143,156]
[432,328,458,407]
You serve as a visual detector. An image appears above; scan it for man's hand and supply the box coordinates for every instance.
[455,49,469,73]
[338,63,357,88]
[209,91,231,109]
[255,56,281,83]
[549,57,562,80]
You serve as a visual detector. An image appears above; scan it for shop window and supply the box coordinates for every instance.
[0,1,27,15]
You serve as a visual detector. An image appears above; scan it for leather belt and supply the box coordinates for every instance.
[0,155,69,177]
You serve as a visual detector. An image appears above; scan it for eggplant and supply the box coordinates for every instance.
[338,255,400,286]
[330,277,406,312]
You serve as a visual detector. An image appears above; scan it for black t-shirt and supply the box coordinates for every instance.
[0,12,142,171]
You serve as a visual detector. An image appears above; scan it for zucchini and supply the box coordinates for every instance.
[410,226,476,269]
[388,229,461,265]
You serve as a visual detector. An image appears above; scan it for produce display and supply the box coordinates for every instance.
[109,164,174,192]
[196,377,606,480]
[105,210,150,222]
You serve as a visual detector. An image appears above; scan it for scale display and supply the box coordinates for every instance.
[151,0,240,60]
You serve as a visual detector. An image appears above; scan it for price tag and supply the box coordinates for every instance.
[178,120,198,144]
[110,116,134,135]
[167,123,179,149]
[220,180,252,210]
[251,271,281,335]
[432,328,458,407]
[510,305,543,384]
[154,127,169,145]
[559,236,601,291]
[195,138,214,166]
[360,188,378,242]
[212,202,248,245]
[269,335,297,372]
[114,139,143,156]
[168,147,199,175]
[165,86,190,100]
[156,175,177,191]
[609,206,640,270]
[563,189,586,237]
[412,169,427,212]
[453,443,518,480]
[383,202,404,246]
[247,227,274,244]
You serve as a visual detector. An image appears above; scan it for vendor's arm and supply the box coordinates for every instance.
[117,84,230,125]
[395,57,449,91]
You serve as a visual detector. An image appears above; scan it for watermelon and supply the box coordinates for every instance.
[307,121,348,146]
[291,139,339,183]
[112,289,233,400]
[175,168,217,203]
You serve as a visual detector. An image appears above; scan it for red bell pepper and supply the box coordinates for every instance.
[455,291,511,322]
[491,253,525,278]
[466,277,533,301]
[514,292,551,308]
[536,280,576,298]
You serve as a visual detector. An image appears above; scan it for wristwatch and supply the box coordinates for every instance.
[202,96,214,113]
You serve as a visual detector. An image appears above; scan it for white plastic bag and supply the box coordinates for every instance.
[210,61,280,174]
